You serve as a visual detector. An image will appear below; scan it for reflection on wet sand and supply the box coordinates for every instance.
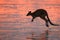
[0,28,60,40]
[27,30,49,40]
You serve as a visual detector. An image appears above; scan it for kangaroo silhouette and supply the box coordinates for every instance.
[26,9,59,27]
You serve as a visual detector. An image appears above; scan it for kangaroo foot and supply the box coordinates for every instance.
[31,20,34,22]
[46,24,49,27]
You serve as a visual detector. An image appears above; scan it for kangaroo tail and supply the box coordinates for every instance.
[47,14,60,26]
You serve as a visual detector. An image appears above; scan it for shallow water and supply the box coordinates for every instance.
[0,15,60,40]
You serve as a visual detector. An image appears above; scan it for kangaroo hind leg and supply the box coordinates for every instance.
[40,16,49,27]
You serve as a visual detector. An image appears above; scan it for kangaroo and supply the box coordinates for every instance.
[26,9,59,27]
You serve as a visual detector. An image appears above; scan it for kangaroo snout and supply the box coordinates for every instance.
[26,14,28,16]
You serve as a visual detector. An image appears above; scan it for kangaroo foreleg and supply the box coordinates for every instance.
[31,17,35,22]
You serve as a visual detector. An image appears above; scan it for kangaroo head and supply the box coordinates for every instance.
[26,11,31,16]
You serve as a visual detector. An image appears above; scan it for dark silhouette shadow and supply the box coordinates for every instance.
[27,30,49,40]
[26,9,59,27]
[45,30,49,40]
